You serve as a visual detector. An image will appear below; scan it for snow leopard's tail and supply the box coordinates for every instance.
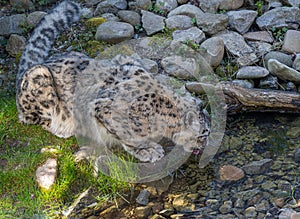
[17,0,81,83]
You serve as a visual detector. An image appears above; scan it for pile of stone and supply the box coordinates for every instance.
[1,0,300,92]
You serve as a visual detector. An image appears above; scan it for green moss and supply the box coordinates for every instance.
[96,44,134,59]
[85,40,106,57]
[85,17,106,29]
[15,51,23,64]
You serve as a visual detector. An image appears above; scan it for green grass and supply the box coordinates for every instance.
[0,94,131,218]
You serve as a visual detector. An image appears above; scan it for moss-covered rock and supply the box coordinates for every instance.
[85,17,106,28]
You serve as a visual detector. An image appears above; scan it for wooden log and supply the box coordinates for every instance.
[185,82,300,114]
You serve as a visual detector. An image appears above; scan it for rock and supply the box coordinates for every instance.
[219,165,245,181]
[243,31,274,43]
[256,199,270,212]
[293,54,300,71]
[26,11,46,27]
[259,75,278,89]
[217,31,257,66]
[135,206,152,219]
[219,200,233,214]
[170,214,185,219]
[0,14,27,36]
[268,59,300,83]
[219,0,244,10]
[35,158,58,190]
[261,181,277,190]
[156,0,178,12]
[244,206,257,218]
[234,189,261,202]
[198,0,219,13]
[160,207,174,217]
[227,10,258,34]
[285,81,297,91]
[277,180,291,193]
[172,27,205,44]
[5,34,26,57]
[199,36,224,68]
[94,0,127,15]
[172,194,196,212]
[141,10,165,35]
[268,0,282,9]
[236,66,269,79]
[273,197,285,208]
[282,30,300,53]
[292,212,300,219]
[140,58,159,74]
[205,199,220,211]
[118,10,141,27]
[161,56,199,80]
[85,0,102,6]
[165,15,193,30]
[283,0,299,7]
[243,159,273,175]
[136,0,152,10]
[264,51,293,68]
[234,79,255,88]
[10,0,34,10]
[248,41,272,57]
[234,198,245,208]
[287,127,300,138]
[185,82,206,94]
[136,189,151,205]
[177,0,188,3]
[256,7,300,30]
[278,208,297,219]
[150,214,166,219]
[101,13,120,22]
[196,13,228,35]
[95,21,134,43]
[168,4,204,18]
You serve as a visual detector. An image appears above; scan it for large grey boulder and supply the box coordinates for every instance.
[5,34,26,57]
[156,0,178,12]
[94,0,127,15]
[95,21,134,43]
[172,27,205,44]
[141,10,165,35]
[165,15,193,30]
[0,14,26,36]
[264,51,293,68]
[118,10,141,27]
[168,4,204,18]
[161,55,200,80]
[217,31,257,66]
[236,66,269,79]
[227,10,258,34]
[199,37,224,68]
[256,7,300,29]
[26,11,46,27]
[282,30,300,53]
[243,31,274,43]
[293,54,300,71]
[218,0,244,10]
[268,59,300,83]
[196,13,229,35]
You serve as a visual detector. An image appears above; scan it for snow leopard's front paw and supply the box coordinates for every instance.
[128,142,165,163]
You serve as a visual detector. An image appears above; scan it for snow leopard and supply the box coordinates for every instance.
[16,0,210,162]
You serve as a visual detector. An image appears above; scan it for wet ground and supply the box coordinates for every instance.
[67,112,300,219]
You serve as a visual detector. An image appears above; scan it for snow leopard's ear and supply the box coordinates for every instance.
[184,111,201,131]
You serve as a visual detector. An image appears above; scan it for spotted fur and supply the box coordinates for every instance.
[16,1,210,162]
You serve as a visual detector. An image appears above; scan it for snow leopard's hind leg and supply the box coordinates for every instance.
[17,65,74,138]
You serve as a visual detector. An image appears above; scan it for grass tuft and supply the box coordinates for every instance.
[0,93,131,218]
